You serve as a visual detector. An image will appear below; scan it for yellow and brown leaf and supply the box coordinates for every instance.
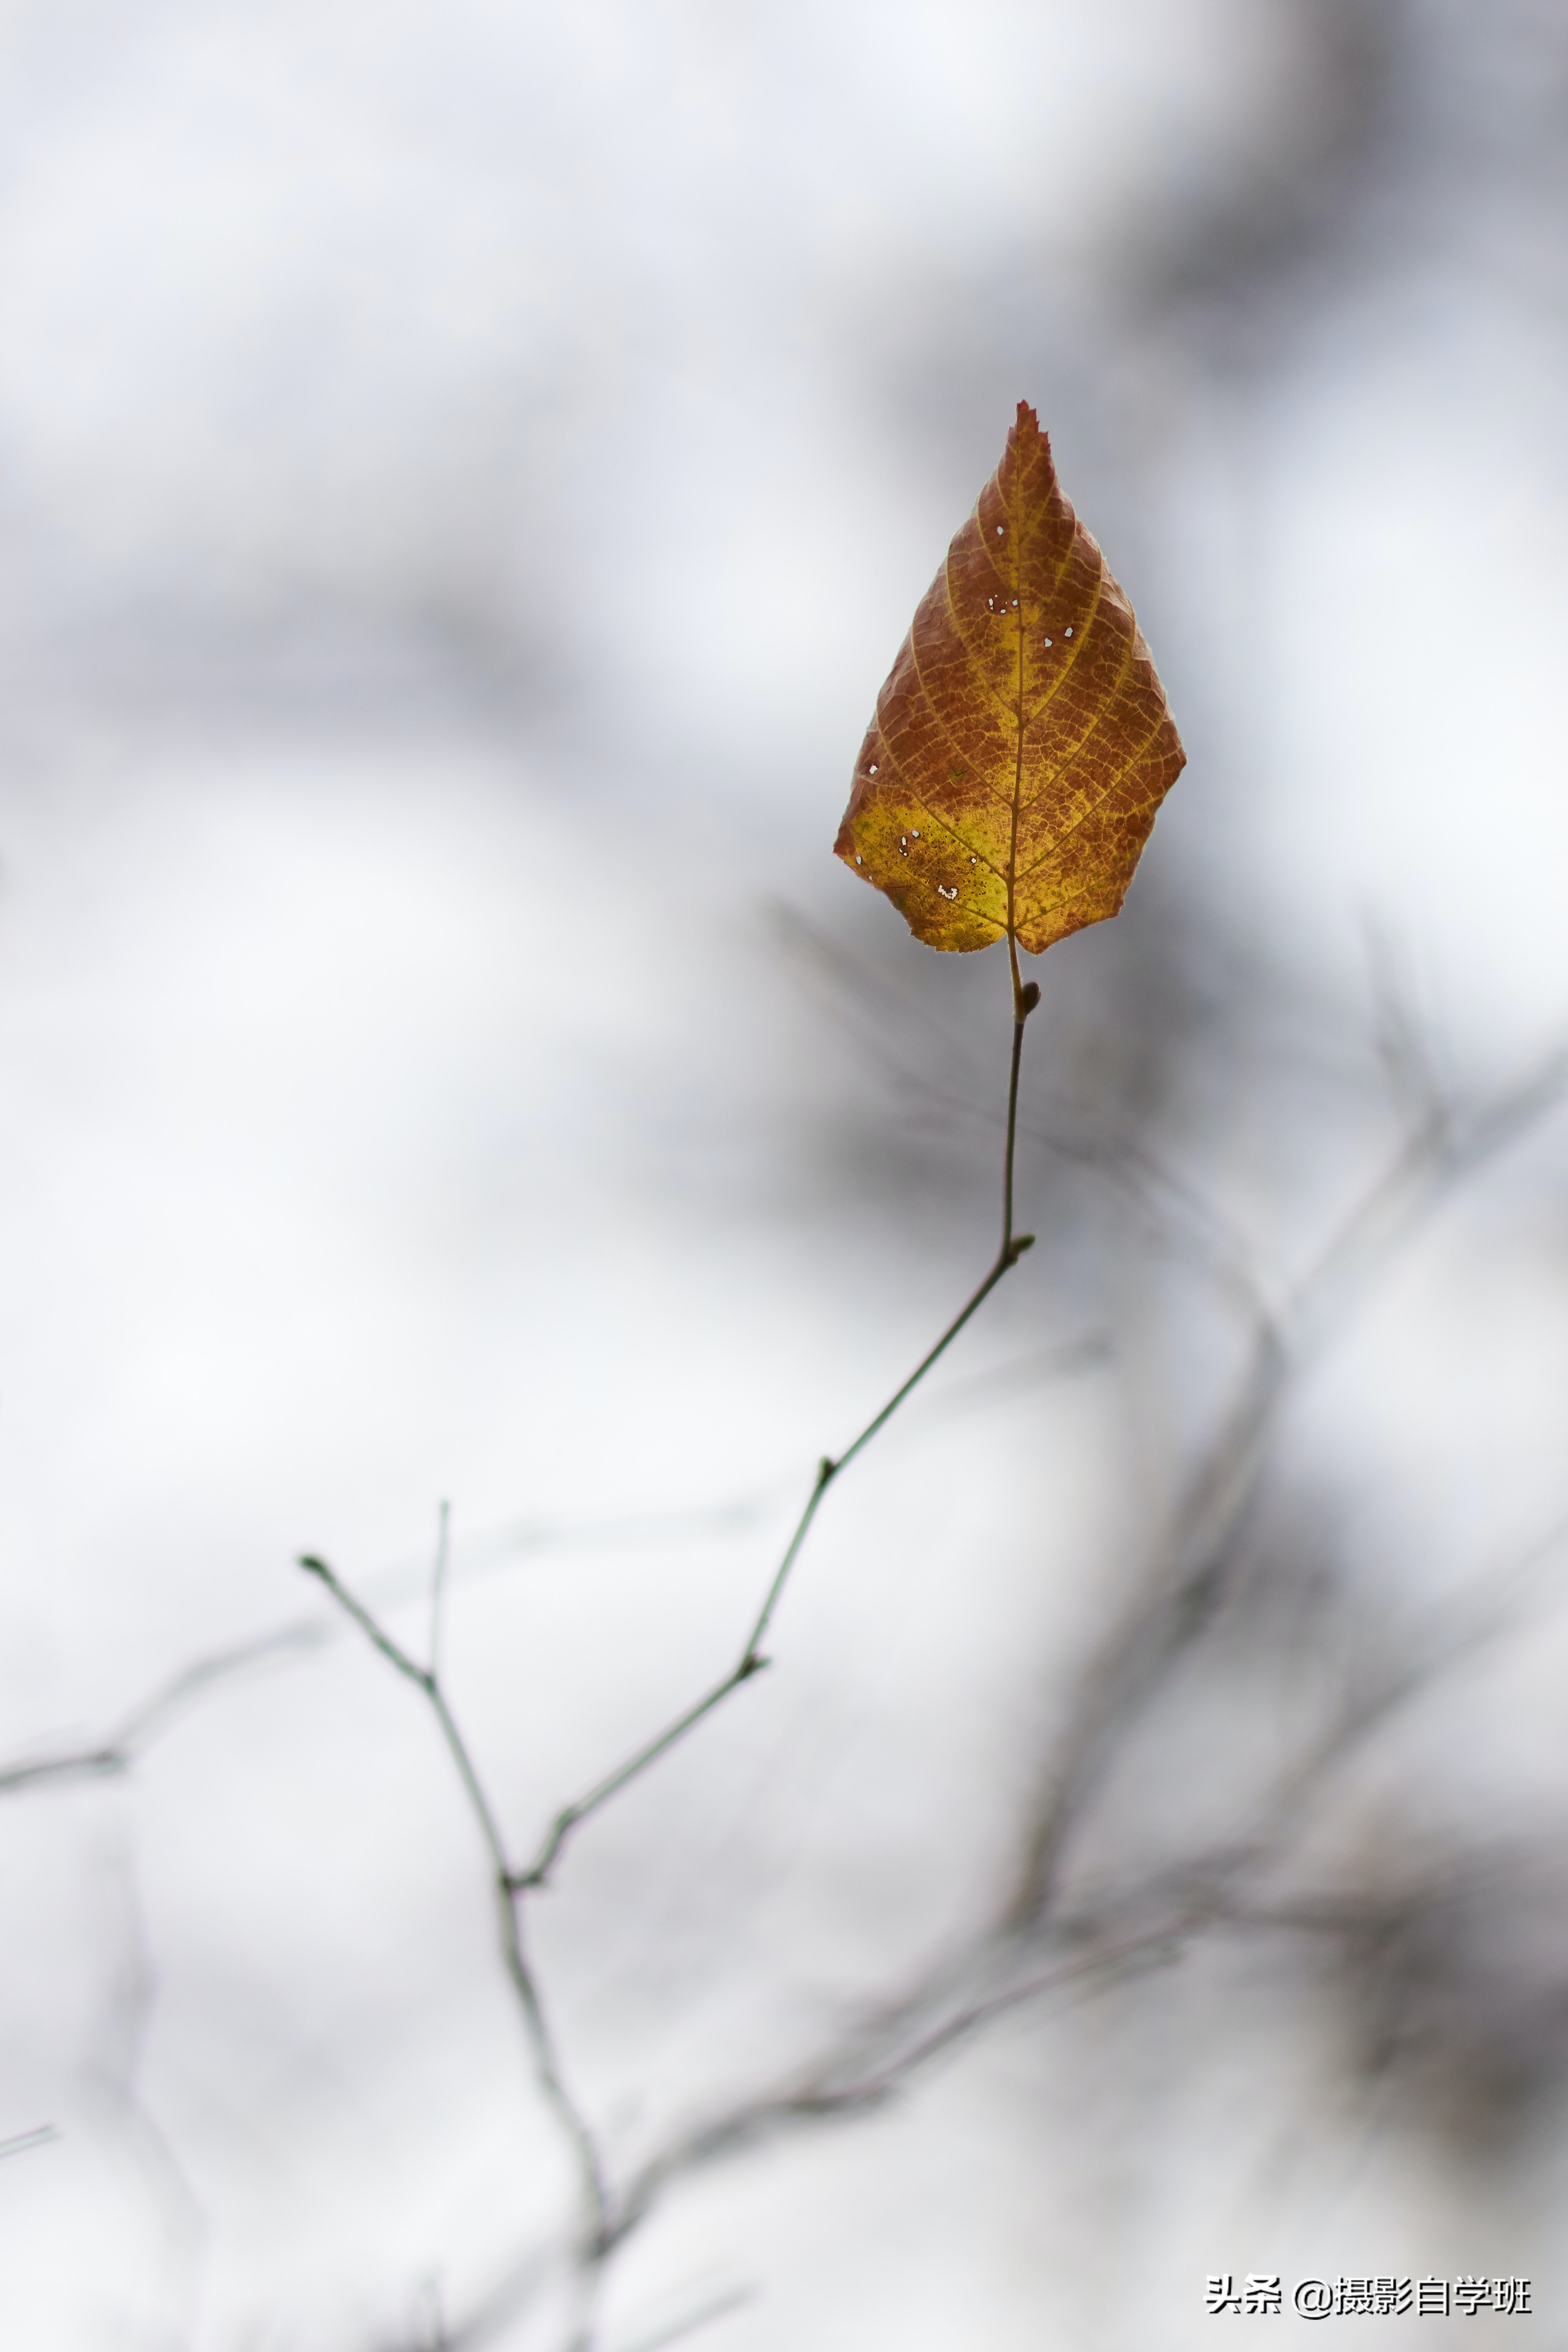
[835,403,1184,955]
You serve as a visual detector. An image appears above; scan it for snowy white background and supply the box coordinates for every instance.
[1,2,1568,2347]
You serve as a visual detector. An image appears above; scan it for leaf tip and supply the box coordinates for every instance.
[1012,398,1045,450]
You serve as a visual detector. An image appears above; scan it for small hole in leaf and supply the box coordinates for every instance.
[868,762,878,774]
[995,525,1004,536]
[1064,627,1073,638]
[911,829,920,838]
[1043,637,1053,648]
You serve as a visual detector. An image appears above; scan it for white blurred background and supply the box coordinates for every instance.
[2,2,1568,2345]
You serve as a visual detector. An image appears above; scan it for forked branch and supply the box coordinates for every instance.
[295,1552,612,2271]
[297,966,1042,2341]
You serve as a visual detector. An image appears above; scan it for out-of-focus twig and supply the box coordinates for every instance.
[1007,1043,1568,1927]
[605,1908,1201,2251]
[0,1622,331,1797]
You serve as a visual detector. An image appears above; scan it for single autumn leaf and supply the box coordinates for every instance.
[835,403,1185,956]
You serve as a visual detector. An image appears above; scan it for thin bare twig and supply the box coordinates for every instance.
[510,974,1040,1894]
[0,1496,773,1805]
[296,1554,611,2273]
[0,1333,1108,1816]
[295,971,1041,2352]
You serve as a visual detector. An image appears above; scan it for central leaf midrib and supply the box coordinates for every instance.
[1007,549,1024,941]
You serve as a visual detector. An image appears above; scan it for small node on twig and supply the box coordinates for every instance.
[817,1455,836,1486]
[1008,1233,1036,1264]
[1017,979,1042,1019]
[738,1652,770,1681]
[297,1554,329,1580]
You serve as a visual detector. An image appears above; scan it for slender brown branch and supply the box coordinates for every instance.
[512,968,1039,1893]
[296,958,1044,2343]
[0,1346,1104,1813]
[296,1555,610,2258]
